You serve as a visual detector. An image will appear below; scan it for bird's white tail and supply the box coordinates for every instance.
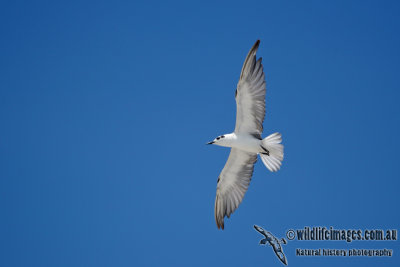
[259,132,284,172]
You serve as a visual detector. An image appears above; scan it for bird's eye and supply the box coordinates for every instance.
[221,135,225,138]
[216,137,220,140]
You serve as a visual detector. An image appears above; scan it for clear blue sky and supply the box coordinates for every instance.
[1,0,399,266]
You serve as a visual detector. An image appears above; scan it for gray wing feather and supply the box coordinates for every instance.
[235,40,266,135]
[215,148,257,229]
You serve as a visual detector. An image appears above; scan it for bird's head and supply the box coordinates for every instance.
[207,134,228,146]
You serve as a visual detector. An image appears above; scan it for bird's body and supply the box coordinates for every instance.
[211,133,263,154]
[207,40,284,229]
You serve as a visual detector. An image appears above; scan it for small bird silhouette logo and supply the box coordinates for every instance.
[254,225,288,265]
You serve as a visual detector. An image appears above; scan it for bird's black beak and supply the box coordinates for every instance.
[207,141,214,145]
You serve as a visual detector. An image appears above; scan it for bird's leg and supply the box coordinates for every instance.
[260,145,269,156]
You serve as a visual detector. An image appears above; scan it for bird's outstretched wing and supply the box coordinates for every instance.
[254,224,268,237]
[234,40,266,136]
[215,149,257,229]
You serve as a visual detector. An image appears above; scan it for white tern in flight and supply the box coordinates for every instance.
[207,40,284,230]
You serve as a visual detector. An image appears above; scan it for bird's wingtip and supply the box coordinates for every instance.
[216,221,224,230]
[215,194,225,230]
[251,40,260,52]
[239,40,261,79]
